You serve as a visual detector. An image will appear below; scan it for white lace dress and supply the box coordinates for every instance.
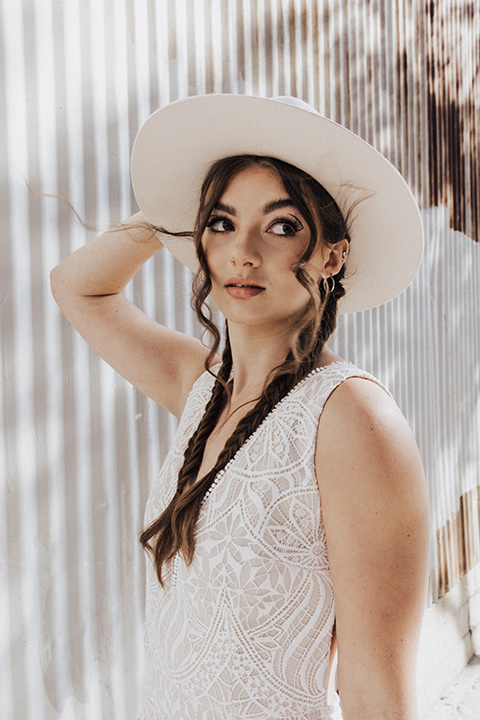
[140,361,385,720]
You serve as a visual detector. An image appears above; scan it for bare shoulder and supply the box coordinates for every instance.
[315,377,426,534]
[315,372,428,589]
[316,375,422,476]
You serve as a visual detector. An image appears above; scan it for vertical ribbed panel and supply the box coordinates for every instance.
[1,1,479,717]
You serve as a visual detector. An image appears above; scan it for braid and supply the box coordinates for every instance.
[139,340,232,584]
[174,344,232,500]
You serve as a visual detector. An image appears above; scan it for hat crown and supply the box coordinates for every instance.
[271,96,319,115]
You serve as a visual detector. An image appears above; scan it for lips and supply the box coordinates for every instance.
[224,277,265,298]
[224,276,265,289]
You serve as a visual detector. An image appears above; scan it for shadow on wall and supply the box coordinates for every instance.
[423,0,480,243]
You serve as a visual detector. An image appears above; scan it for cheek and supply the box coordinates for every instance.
[275,233,315,270]
[280,268,311,302]
[201,234,226,267]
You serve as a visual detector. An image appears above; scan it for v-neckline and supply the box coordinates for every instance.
[192,359,354,488]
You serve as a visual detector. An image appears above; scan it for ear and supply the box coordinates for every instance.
[322,239,349,277]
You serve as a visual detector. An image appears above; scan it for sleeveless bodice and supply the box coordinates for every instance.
[140,361,385,719]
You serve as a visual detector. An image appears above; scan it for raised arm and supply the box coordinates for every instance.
[50,212,212,417]
[315,377,429,720]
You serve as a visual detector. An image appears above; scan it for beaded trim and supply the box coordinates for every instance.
[170,360,355,585]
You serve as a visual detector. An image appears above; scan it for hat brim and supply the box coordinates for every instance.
[131,94,423,314]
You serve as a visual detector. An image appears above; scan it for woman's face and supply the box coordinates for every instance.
[201,165,332,331]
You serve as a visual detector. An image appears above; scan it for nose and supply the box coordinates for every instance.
[229,229,261,267]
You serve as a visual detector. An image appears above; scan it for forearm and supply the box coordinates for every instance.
[50,211,163,300]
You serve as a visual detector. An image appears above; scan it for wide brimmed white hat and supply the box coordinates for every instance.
[131,94,423,313]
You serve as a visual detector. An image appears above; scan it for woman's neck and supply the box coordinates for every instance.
[226,322,290,398]
[226,321,340,402]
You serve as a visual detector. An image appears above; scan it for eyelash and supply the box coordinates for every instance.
[272,216,304,234]
[205,215,303,235]
[206,215,234,232]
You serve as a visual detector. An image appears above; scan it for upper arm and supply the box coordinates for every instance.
[315,377,430,717]
[51,288,213,418]
[50,218,218,417]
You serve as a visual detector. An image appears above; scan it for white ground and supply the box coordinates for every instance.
[423,655,480,720]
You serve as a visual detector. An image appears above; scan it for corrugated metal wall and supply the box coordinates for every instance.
[1,1,479,718]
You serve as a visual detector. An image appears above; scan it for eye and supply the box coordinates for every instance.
[206,216,234,233]
[268,217,304,236]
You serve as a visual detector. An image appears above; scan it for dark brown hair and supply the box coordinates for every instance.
[140,155,352,585]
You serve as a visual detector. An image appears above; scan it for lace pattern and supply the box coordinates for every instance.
[140,361,387,719]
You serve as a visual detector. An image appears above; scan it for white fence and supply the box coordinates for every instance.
[1,1,479,718]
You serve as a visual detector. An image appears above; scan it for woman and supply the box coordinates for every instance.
[51,95,430,720]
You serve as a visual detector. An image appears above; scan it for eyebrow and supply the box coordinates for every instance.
[213,198,299,216]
